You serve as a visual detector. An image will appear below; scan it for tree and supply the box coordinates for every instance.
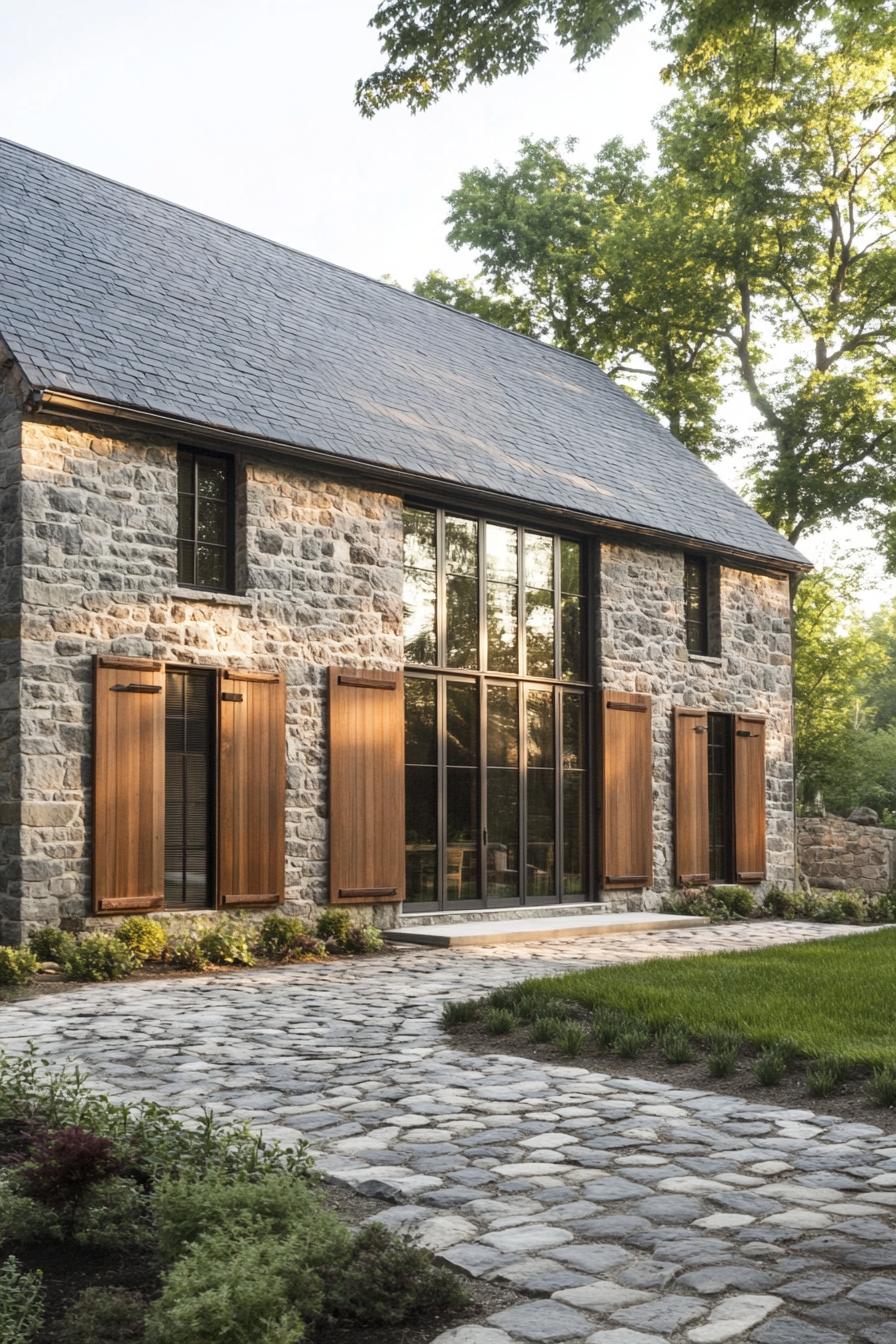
[356,0,882,116]
[411,15,896,553]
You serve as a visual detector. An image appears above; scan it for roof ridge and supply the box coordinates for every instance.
[0,134,632,391]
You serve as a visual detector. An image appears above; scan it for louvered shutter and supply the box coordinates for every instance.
[734,713,766,882]
[329,667,404,904]
[673,708,710,885]
[217,669,286,906]
[93,656,165,912]
[600,690,653,889]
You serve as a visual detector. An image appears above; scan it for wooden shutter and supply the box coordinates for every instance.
[218,669,286,906]
[329,666,404,904]
[600,690,653,889]
[93,655,165,912]
[673,708,710,885]
[734,713,766,882]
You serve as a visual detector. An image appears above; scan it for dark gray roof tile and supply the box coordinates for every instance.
[0,138,807,569]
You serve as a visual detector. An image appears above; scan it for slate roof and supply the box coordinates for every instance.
[0,138,807,570]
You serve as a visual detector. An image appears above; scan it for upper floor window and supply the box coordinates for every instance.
[403,507,586,680]
[177,448,234,591]
[684,555,720,656]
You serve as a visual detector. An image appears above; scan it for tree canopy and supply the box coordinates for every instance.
[356,0,883,116]
[410,15,896,554]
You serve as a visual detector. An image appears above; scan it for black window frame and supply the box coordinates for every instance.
[684,554,715,657]
[401,504,593,911]
[176,447,236,593]
[163,665,217,910]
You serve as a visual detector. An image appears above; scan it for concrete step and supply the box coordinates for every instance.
[397,901,628,929]
[385,911,710,948]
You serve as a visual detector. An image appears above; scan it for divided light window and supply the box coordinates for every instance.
[177,449,234,591]
[402,506,589,910]
[684,556,710,656]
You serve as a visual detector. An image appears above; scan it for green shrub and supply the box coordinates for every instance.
[59,1287,146,1344]
[754,1045,788,1086]
[867,1065,896,1108]
[324,1221,467,1327]
[164,927,210,971]
[614,1026,650,1059]
[658,1025,696,1064]
[662,888,729,919]
[341,923,384,954]
[114,917,166,966]
[591,1008,632,1050]
[255,914,325,963]
[153,1171,324,1262]
[761,887,807,919]
[707,1032,742,1077]
[556,1023,587,1057]
[530,1014,565,1044]
[440,1000,478,1028]
[72,1177,151,1251]
[806,1057,847,1097]
[510,993,543,1023]
[483,1007,517,1035]
[314,909,352,946]
[712,886,756,917]
[0,948,38,988]
[27,927,76,964]
[0,1256,44,1344]
[0,1181,62,1247]
[64,935,134,983]
[198,917,255,967]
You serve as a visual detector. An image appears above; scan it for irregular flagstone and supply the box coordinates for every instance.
[0,921,892,1344]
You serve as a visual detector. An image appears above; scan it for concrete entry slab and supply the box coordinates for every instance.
[384,911,710,947]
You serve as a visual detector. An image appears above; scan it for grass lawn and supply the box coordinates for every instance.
[491,928,896,1067]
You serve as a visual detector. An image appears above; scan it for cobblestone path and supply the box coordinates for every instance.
[2,921,894,1344]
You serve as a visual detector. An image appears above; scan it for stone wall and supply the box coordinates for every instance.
[798,815,896,894]
[599,541,796,906]
[7,409,403,942]
[0,363,24,937]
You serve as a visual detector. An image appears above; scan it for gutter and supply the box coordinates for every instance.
[28,387,812,579]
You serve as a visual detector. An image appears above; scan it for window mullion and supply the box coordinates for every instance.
[555,685,563,902]
[192,456,200,585]
[519,679,527,905]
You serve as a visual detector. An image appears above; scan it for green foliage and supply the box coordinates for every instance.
[313,910,382,954]
[255,914,325,963]
[555,1022,587,1057]
[0,1181,62,1247]
[64,935,134,983]
[27,928,76,965]
[657,1025,696,1064]
[114,917,166,966]
[591,1008,632,1050]
[153,1171,325,1263]
[762,887,808,919]
[197,917,255,967]
[867,1065,896,1108]
[0,1256,43,1344]
[440,999,479,1027]
[71,1177,151,1251]
[0,949,38,988]
[614,1027,650,1059]
[483,1007,517,1035]
[707,1034,741,1077]
[59,1287,146,1344]
[314,909,352,944]
[806,1056,847,1097]
[754,1045,789,1086]
[164,927,210,972]
[324,1221,467,1327]
[530,1014,565,1044]
[713,887,756,918]
[662,889,735,920]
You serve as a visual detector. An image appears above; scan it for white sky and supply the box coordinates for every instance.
[5,0,893,612]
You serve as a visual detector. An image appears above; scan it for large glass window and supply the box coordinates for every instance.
[164,669,214,908]
[403,507,590,908]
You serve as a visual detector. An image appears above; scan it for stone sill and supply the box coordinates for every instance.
[688,652,723,666]
[169,588,253,609]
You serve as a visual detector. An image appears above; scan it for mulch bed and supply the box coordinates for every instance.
[450,1020,896,1133]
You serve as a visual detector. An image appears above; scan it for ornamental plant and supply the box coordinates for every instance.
[27,928,77,965]
[0,948,38,988]
[64,935,134,983]
[114,917,166,966]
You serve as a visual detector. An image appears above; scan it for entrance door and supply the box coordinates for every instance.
[164,668,215,909]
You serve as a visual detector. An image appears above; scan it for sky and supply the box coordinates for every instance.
[4,0,892,611]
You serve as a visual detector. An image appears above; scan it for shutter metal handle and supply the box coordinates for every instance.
[694,726,707,733]
[606,700,647,712]
[736,730,759,737]
[221,692,244,702]
[111,683,161,693]
[606,874,648,884]
[337,674,398,690]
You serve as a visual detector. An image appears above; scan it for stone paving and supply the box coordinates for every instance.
[1,920,895,1344]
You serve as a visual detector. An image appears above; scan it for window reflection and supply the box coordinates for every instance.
[403,508,437,664]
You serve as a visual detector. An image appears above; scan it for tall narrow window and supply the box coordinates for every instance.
[526,688,556,899]
[446,681,480,901]
[164,669,214,909]
[525,533,554,676]
[177,449,234,590]
[562,692,587,895]
[486,524,519,672]
[684,556,709,655]
[446,517,479,668]
[404,677,438,903]
[403,509,437,664]
[487,683,520,904]
[707,713,734,881]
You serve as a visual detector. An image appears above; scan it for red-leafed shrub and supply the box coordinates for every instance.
[15,1126,122,1206]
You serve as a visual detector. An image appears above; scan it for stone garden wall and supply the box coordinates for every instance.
[798,814,896,894]
[599,541,796,906]
[5,408,403,942]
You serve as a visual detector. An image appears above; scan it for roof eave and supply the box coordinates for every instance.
[28,387,813,578]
